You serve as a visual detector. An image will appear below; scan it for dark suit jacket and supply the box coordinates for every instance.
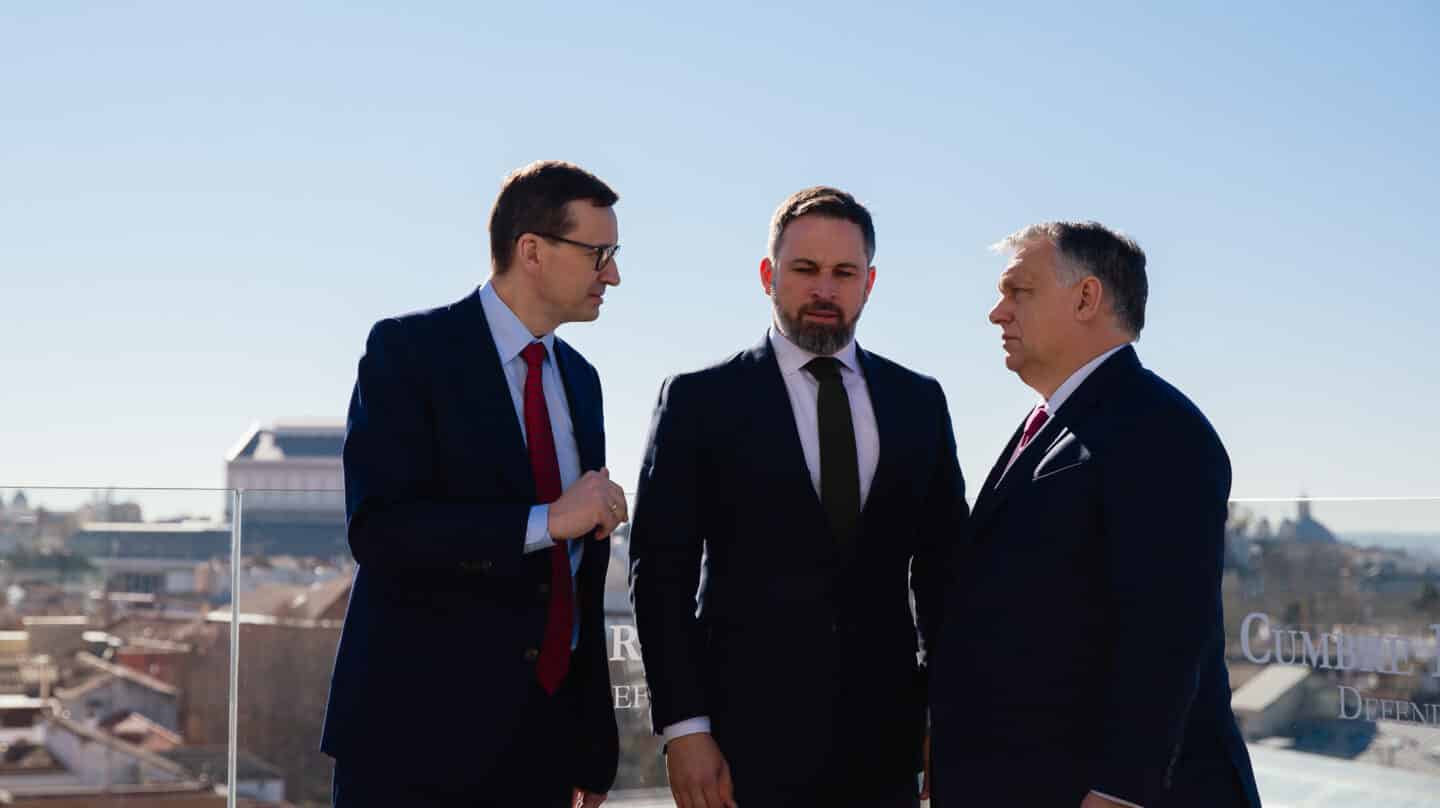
[628,335,967,790]
[930,346,1260,808]
[320,289,618,792]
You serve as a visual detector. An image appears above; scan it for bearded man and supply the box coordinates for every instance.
[627,186,968,808]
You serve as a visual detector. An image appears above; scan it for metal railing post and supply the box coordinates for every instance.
[228,488,242,808]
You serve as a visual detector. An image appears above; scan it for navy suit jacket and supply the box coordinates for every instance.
[930,347,1260,808]
[628,336,967,789]
[320,290,618,792]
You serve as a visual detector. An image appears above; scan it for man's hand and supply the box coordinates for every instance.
[919,732,931,801]
[572,788,606,808]
[667,732,737,808]
[1081,792,1132,808]
[549,468,628,540]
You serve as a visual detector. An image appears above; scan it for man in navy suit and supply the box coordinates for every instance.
[930,222,1261,807]
[322,161,627,807]
[628,187,968,808]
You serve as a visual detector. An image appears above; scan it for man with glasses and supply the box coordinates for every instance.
[323,160,627,808]
[629,187,968,808]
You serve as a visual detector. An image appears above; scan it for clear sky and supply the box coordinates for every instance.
[3,3,1437,531]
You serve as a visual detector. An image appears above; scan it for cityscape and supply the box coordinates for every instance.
[0,420,1437,805]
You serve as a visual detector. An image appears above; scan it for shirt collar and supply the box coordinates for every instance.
[768,327,860,377]
[479,282,555,365]
[1043,343,1130,414]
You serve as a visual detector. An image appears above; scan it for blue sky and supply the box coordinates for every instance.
[3,3,1437,530]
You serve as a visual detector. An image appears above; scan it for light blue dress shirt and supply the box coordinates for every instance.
[478,282,583,648]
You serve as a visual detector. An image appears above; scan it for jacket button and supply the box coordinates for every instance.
[480,560,493,572]
[524,648,539,662]
[538,583,550,596]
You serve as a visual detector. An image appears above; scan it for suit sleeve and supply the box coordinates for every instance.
[911,379,968,685]
[1090,411,1232,805]
[342,319,531,578]
[628,374,709,733]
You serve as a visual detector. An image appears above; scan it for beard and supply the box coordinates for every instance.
[773,297,862,356]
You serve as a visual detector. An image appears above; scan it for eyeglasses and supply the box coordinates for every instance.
[529,233,620,273]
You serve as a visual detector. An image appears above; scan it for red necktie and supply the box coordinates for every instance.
[522,342,573,694]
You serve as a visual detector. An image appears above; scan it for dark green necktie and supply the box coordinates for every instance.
[805,357,860,551]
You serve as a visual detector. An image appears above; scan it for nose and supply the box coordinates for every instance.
[813,274,839,299]
[988,297,1009,325]
[600,258,620,287]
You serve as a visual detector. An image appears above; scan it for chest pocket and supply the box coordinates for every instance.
[1033,430,1091,481]
[1001,432,1101,552]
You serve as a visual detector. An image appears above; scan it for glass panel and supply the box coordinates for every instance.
[607,509,670,798]
[242,492,1440,806]
[0,486,234,805]
[234,487,349,806]
[237,486,677,805]
[1226,498,1440,804]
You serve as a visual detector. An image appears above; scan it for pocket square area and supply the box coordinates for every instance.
[1034,433,1092,480]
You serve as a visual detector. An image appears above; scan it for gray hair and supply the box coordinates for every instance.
[992,221,1148,335]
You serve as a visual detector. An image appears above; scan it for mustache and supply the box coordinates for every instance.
[800,302,843,316]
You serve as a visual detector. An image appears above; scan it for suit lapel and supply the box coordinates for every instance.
[451,290,534,497]
[554,339,603,473]
[746,335,828,519]
[969,416,1027,531]
[970,346,1141,537]
[856,345,897,519]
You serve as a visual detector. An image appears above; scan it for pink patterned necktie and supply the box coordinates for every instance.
[1018,405,1050,450]
[1002,404,1051,479]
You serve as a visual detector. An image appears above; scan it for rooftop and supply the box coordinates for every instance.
[1232,665,1311,714]
[226,420,344,463]
[230,576,351,621]
[160,745,284,782]
[101,710,184,751]
[44,712,193,780]
[55,652,179,701]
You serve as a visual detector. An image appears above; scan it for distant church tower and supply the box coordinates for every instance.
[1279,490,1337,544]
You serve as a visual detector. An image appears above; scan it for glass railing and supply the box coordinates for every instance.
[1,485,1435,807]
[0,486,236,806]
[1224,497,1440,806]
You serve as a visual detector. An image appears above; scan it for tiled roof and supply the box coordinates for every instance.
[160,745,285,781]
[45,713,192,779]
[69,652,178,697]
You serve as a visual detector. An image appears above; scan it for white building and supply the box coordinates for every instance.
[225,419,348,558]
[33,713,192,790]
[55,652,179,731]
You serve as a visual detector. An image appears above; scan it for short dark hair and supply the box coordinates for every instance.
[769,186,876,263]
[998,221,1148,335]
[488,160,618,273]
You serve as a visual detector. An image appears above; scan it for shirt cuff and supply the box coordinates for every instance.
[523,505,554,554]
[662,716,712,743]
[1090,790,1144,808]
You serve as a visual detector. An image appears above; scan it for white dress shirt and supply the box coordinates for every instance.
[662,327,882,743]
[769,328,882,506]
[996,342,1142,808]
[478,282,583,647]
